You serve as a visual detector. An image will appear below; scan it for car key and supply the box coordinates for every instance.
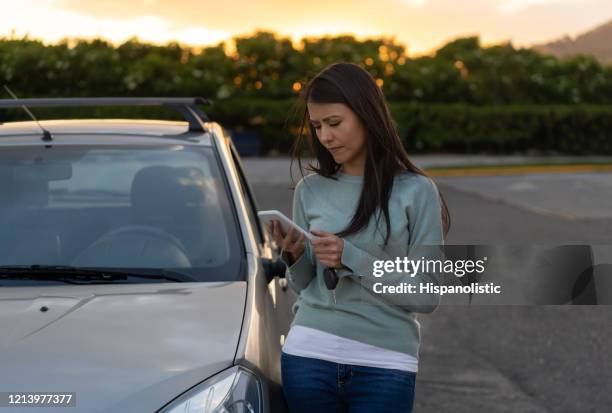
[323,267,339,304]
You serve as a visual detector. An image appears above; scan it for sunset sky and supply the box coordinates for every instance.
[2,0,612,55]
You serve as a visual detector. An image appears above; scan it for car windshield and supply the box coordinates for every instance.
[0,143,243,284]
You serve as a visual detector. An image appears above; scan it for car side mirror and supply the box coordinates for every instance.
[262,258,287,284]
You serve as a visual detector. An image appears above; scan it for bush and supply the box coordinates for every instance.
[3,98,611,155]
[210,99,612,155]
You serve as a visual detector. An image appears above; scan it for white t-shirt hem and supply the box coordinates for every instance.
[282,325,418,373]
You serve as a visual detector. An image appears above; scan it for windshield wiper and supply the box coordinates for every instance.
[0,265,195,283]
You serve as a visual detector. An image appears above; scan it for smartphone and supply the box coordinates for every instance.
[258,210,314,241]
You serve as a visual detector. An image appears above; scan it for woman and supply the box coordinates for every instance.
[268,62,450,413]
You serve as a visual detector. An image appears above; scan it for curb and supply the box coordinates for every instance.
[427,164,612,176]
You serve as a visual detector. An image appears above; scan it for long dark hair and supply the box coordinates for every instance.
[289,62,451,244]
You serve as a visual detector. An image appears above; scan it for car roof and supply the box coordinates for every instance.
[0,119,215,146]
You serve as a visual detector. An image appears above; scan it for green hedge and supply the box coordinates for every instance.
[3,100,612,155]
[390,103,612,154]
[209,100,612,155]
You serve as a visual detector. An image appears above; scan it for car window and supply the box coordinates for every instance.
[229,143,264,246]
[0,143,244,283]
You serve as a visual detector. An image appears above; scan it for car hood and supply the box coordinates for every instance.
[0,281,247,413]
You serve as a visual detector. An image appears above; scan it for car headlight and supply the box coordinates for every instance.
[159,366,262,413]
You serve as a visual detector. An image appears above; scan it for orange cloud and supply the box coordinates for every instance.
[2,0,612,54]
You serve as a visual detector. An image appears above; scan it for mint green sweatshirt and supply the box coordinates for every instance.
[281,170,444,358]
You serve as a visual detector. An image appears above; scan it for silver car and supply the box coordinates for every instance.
[0,98,293,413]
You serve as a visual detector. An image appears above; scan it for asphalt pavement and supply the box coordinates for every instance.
[243,157,612,413]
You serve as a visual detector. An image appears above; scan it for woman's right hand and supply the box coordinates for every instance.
[266,220,306,264]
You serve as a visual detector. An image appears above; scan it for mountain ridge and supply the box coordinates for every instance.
[534,19,612,63]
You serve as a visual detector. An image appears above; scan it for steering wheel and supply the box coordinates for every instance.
[72,225,192,268]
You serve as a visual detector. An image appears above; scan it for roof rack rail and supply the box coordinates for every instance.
[0,97,211,132]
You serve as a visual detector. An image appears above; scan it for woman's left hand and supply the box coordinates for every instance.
[311,229,344,268]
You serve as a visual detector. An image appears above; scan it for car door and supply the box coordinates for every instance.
[228,142,294,345]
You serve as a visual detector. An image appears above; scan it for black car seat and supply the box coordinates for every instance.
[129,165,228,266]
[72,165,228,268]
[0,177,62,265]
[72,166,199,268]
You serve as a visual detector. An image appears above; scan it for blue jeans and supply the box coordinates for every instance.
[281,352,416,413]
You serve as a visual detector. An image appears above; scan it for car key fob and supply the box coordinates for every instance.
[323,267,339,290]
